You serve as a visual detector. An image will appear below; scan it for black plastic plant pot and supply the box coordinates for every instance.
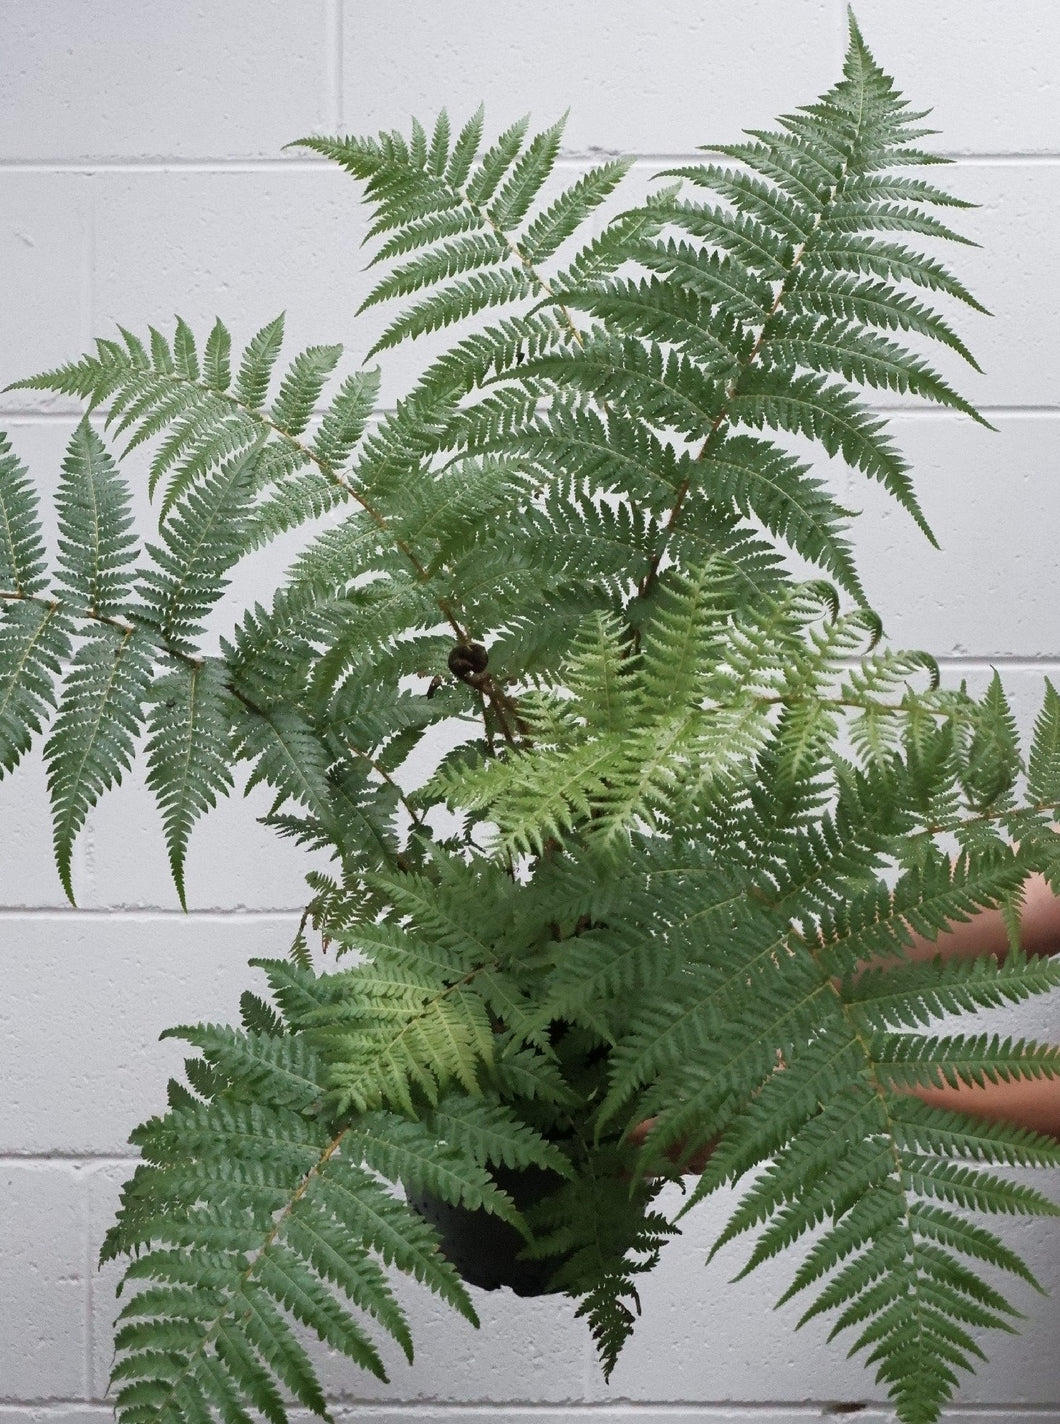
[406,1162,567,1296]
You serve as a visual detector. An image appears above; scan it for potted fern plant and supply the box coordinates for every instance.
[2,15,1059,1423]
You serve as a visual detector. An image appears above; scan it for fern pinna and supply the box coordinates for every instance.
[2,14,1059,1424]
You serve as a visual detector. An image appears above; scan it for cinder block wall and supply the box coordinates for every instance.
[1,3,1058,1420]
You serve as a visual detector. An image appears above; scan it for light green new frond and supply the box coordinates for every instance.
[144,659,236,909]
[560,613,638,735]
[55,420,139,616]
[0,436,48,596]
[638,561,736,706]
[307,962,496,1116]
[45,624,155,900]
[959,671,1022,812]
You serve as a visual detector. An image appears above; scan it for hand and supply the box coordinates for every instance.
[627,1116,717,1175]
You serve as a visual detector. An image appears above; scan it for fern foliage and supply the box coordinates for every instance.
[2,14,1059,1424]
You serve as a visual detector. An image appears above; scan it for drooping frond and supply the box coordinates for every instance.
[144,659,236,910]
[45,625,155,900]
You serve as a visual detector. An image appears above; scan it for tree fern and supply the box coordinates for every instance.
[1,14,1058,1424]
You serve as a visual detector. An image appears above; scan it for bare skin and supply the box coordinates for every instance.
[631,871,1060,1170]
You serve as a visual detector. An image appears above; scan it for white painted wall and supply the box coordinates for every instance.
[1,3,1059,1420]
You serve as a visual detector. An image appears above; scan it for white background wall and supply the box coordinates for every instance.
[1,2,1059,1420]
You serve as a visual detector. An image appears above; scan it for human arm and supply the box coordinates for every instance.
[633,871,1060,1172]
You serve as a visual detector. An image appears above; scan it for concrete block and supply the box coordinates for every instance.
[344,0,838,158]
[948,163,1060,412]
[0,1163,87,1400]
[845,413,1060,660]
[0,748,87,909]
[0,2,332,162]
[0,913,301,1153]
[319,1273,585,1403]
[0,175,91,417]
[89,168,370,367]
[0,1411,108,1424]
[86,164,545,409]
[81,760,332,913]
[586,1173,1060,1408]
[586,1182,872,1406]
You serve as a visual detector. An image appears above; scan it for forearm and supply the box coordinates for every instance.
[880,871,1060,1137]
[910,1073,1060,1139]
[895,871,1060,966]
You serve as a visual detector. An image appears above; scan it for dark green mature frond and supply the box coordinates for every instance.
[0,435,48,596]
[729,369,933,542]
[45,625,155,900]
[55,420,139,616]
[144,659,236,910]
[100,960,552,1423]
[138,436,267,654]
[0,599,72,778]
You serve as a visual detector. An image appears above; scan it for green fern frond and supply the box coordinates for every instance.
[45,625,155,900]
[234,314,286,410]
[270,344,343,438]
[138,435,267,654]
[521,158,632,265]
[144,659,236,910]
[729,369,934,542]
[54,420,139,616]
[0,436,48,597]
[1028,679,1060,805]
[0,599,72,778]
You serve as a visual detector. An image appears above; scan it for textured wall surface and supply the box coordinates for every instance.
[1,2,1059,1420]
